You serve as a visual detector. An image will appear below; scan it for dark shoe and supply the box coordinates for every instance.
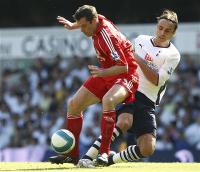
[49,155,78,164]
[96,153,108,166]
[108,153,115,166]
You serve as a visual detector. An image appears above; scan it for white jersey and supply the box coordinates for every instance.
[134,35,180,104]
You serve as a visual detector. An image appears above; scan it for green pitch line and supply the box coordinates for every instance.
[0,162,200,172]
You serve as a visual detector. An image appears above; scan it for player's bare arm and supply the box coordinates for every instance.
[57,16,79,30]
[88,65,127,77]
[134,52,159,86]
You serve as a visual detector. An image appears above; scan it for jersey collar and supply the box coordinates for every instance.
[94,15,106,35]
[150,38,171,48]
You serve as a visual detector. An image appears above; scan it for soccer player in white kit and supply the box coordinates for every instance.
[77,9,180,167]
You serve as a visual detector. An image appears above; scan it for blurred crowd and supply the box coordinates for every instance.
[0,54,200,159]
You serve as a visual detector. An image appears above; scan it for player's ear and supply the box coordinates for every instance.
[172,24,177,36]
[172,29,177,37]
[91,17,98,24]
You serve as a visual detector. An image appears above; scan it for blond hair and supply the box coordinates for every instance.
[157,9,178,30]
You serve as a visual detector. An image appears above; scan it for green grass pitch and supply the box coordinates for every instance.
[0,162,200,172]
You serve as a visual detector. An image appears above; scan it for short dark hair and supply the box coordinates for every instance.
[157,9,178,31]
[73,5,98,22]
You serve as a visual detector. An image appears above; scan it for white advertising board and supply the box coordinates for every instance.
[0,23,200,59]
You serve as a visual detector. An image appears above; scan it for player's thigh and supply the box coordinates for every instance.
[102,84,129,108]
[68,85,100,112]
[72,85,101,106]
[114,75,139,103]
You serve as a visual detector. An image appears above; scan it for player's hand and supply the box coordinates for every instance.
[88,65,104,77]
[57,16,77,30]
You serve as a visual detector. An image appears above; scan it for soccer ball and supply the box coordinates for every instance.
[51,129,75,154]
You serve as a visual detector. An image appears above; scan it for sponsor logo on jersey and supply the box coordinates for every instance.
[144,53,153,61]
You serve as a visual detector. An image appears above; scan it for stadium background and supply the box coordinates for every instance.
[0,0,200,162]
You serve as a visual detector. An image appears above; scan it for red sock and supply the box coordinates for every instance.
[66,114,83,158]
[100,111,116,155]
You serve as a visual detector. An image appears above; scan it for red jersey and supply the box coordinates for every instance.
[92,15,137,78]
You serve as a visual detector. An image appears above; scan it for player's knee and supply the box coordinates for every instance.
[67,98,81,114]
[102,95,115,107]
[67,98,75,109]
[117,118,132,133]
[139,141,155,157]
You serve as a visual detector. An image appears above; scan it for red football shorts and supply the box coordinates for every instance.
[83,74,138,102]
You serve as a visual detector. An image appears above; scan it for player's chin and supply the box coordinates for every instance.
[84,32,93,37]
[158,36,167,41]
[86,34,92,37]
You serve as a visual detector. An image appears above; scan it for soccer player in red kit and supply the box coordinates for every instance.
[49,5,138,166]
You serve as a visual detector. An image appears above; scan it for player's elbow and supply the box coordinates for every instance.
[120,65,128,73]
[155,78,159,86]
[149,75,159,86]
[125,65,128,72]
